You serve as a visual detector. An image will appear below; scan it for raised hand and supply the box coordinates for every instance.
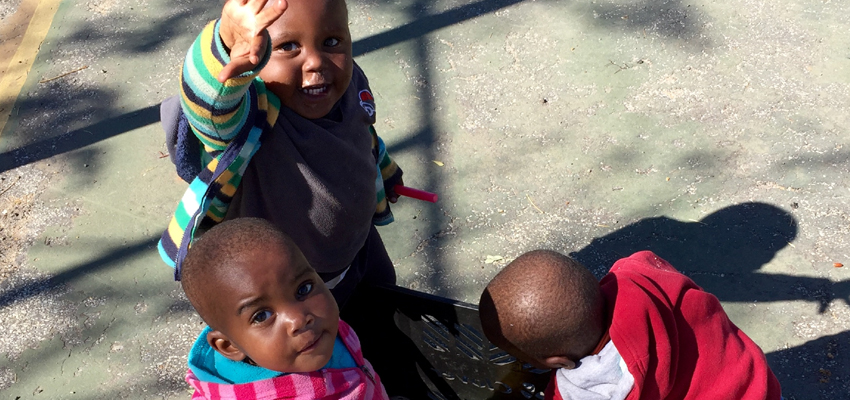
[217,0,287,83]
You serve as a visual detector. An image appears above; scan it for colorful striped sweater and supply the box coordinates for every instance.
[186,320,389,400]
[158,20,402,278]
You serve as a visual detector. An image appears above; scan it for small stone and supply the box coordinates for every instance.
[485,255,504,264]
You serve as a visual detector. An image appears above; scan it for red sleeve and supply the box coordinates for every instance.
[544,372,562,400]
[603,251,781,400]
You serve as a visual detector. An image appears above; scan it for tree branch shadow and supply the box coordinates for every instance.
[0,236,159,308]
[0,104,160,173]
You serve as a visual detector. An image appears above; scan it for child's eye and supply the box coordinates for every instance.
[296,282,314,298]
[251,310,273,324]
[278,42,298,52]
[323,38,340,47]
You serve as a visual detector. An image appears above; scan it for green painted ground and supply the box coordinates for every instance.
[1,0,848,398]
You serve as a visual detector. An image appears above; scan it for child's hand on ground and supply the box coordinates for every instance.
[217,0,287,83]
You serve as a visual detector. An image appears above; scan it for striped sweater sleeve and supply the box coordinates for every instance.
[371,125,403,226]
[180,19,279,153]
[158,20,280,271]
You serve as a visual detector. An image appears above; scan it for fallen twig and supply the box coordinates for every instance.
[526,194,544,213]
[609,60,630,74]
[0,176,22,197]
[39,65,89,84]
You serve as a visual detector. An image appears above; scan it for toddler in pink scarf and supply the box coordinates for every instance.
[181,218,388,400]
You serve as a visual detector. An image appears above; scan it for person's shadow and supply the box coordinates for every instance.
[568,202,850,399]
[569,202,846,313]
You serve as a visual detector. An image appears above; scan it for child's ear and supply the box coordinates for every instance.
[542,356,576,370]
[207,330,246,362]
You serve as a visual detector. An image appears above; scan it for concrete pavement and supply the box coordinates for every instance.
[1,0,848,398]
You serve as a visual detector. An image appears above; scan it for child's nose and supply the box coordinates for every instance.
[302,48,324,74]
[283,306,314,335]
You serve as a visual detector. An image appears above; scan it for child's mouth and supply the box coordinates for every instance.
[299,332,324,353]
[301,85,328,96]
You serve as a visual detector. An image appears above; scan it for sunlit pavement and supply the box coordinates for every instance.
[0,0,848,398]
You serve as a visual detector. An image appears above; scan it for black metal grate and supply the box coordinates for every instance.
[342,284,551,400]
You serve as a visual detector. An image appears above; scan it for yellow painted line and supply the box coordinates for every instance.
[0,0,63,137]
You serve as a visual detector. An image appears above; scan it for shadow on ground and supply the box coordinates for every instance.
[767,330,850,400]
[0,237,159,307]
[569,202,846,312]
[0,104,160,173]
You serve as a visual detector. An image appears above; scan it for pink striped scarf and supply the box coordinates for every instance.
[187,320,389,400]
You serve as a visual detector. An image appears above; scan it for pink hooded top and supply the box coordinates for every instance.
[186,320,389,400]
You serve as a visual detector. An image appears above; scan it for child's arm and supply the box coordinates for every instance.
[371,125,404,205]
[179,0,286,152]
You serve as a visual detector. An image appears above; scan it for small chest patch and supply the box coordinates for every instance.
[359,90,376,117]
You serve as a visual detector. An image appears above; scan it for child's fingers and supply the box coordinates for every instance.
[255,0,287,30]
[242,0,281,19]
[245,0,270,13]
[217,57,253,83]
[218,0,281,81]
[247,33,268,65]
[217,63,238,83]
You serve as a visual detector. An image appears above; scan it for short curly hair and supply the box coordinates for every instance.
[479,250,605,362]
[181,217,294,328]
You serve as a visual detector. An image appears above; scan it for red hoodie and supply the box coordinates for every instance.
[549,251,781,400]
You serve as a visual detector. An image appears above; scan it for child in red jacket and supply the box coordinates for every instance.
[479,250,781,400]
[180,218,387,399]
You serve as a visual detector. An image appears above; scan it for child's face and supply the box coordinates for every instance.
[210,243,340,373]
[260,0,353,120]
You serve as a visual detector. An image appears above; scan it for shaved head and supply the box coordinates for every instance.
[479,250,605,364]
[181,218,299,329]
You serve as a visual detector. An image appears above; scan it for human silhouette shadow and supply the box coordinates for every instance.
[766,330,850,399]
[569,202,847,313]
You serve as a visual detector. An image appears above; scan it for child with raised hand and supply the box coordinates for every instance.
[158,0,404,306]
[479,250,782,400]
[181,217,388,399]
